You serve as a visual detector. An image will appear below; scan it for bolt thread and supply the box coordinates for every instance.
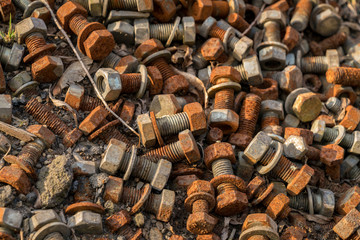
[12,0,30,11]
[326,97,341,114]
[25,98,70,137]
[264,21,281,42]
[120,74,142,94]
[193,199,209,213]
[341,134,354,149]
[209,25,226,41]
[119,225,135,239]
[100,129,131,146]
[144,141,184,163]
[211,1,229,18]
[103,52,121,69]
[151,57,176,81]
[120,151,157,182]
[69,14,88,35]
[261,115,280,129]
[262,191,277,207]
[326,67,360,86]
[17,141,44,172]
[214,89,234,109]
[150,24,183,41]
[301,56,328,73]
[109,0,137,10]
[235,64,248,81]
[121,186,155,210]
[289,193,309,211]
[43,232,65,240]
[227,13,249,32]
[290,0,312,31]
[156,112,190,137]
[237,94,261,137]
[306,146,320,161]
[25,35,47,53]
[319,32,347,53]
[228,36,240,50]
[80,95,103,111]
[323,128,338,142]
[348,166,360,181]
[212,159,237,195]
[260,147,299,183]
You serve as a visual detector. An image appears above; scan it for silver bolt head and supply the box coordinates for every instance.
[283,135,308,160]
[244,131,272,165]
[149,94,181,118]
[311,120,326,142]
[68,211,103,234]
[88,0,102,16]
[242,55,263,86]
[182,17,196,46]
[6,43,25,72]
[137,0,153,12]
[108,21,134,46]
[0,207,22,231]
[349,131,360,154]
[315,8,341,37]
[261,100,284,120]
[30,209,60,232]
[100,138,127,175]
[232,36,253,62]
[137,113,156,148]
[134,18,150,45]
[151,159,172,191]
[95,68,122,101]
[282,114,300,128]
[8,71,31,92]
[325,49,340,69]
[259,45,287,71]
[258,10,286,28]
[317,188,335,217]
[15,17,47,44]
[340,155,359,177]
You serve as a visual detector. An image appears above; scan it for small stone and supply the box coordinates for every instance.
[149,227,163,240]
[104,200,119,214]
[134,213,145,227]
[89,173,109,188]
[156,221,163,230]
[0,186,14,207]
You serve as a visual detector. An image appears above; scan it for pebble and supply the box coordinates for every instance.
[156,222,163,231]
[89,173,109,188]
[0,185,14,206]
[134,213,145,227]
[149,227,163,240]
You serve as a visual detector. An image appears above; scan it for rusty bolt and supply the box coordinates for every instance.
[310,32,347,56]
[325,85,357,105]
[152,0,177,22]
[56,1,115,60]
[336,186,360,215]
[278,65,303,94]
[239,213,279,240]
[340,155,360,182]
[326,67,360,87]
[184,180,217,235]
[188,0,231,22]
[0,164,31,194]
[339,105,360,132]
[333,208,360,239]
[105,210,131,233]
[204,142,248,216]
[228,93,261,150]
[260,100,284,136]
[149,94,181,118]
[291,92,322,122]
[284,127,313,146]
[297,49,339,74]
[290,0,313,31]
[250,78,278,101]
[79,106,109,136]
[282,26,301,52]
[206,127,223,144]
[233,55,263,86]
[320,144,344,167]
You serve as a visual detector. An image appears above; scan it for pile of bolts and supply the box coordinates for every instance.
[0,0,359,239]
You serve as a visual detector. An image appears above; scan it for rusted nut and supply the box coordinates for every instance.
[152,0,177,22]
[206,127,223,144]
[292,92,322,122]
[239,213,279,240]
[250,78,278,101]
[282,26,301,52]
[31,55,64,83]
[339,105,360,132]
[26,125,56,148]
[188,0,213,21]
[79,106,108,135]
[284,127,313,145]
[320,144,344,167]
[147,66,163,95]
[336,186,360,216]
[95,68,122,101]
[325,85,357,105]
[105,210,131,233]
[278,66,303,94]
[0,0,15,22]
[287,165,315,196]
[201,38,225,61]
[65,84,85,110]
[114,55,139,74]
[184,180,217,235]
[333,208,360,240]
[162,75,189,95]
[266,193,291,220]
[303,74,322,92]
[150,94,181,118]
[0,165,31,194]
[204,142,236,169]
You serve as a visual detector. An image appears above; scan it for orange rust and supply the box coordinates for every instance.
[310,32,347,56]
[326,67,360,86]
[250,78,278,101]
[227,13,249,32]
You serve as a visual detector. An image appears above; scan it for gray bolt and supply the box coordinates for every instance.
[297,49,340,74]
[233,55,263,86]
[12,0,47,18]
[326,97,341,115]
[0,43,25,71]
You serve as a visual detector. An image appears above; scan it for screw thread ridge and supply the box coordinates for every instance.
[81,95,102,111]
[214,89,234,109]
[235,64,247,81]
[25,35,47,53]
[18,141,44,170]
[348,166,360,181]
[101,129,131,146]
[193,199,209,213]
[212,159,233,177]
[228,14,249,32]
[151,57,176,81]
[144,141,184,163]
[289,193,309,211]
[156,112,190,137]
[150,24,183,41]
[12,0,30,11]
[301,56,328,73]
[326,97,341,114]
[69,14,88,35]
[103,52,121,68]
[237,94,261,137]
[110,0,137,10]
[209,25,226,41]
[121,186,155,210]
[25,98,70,137]
[326,67,360,86]
[323,128,338,142]
[119,225,134,239]
[341,134,354,149]
[228,36,240,50]
[120,74,142,94]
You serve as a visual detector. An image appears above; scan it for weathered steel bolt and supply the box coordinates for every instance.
[137,102,206,147]
[290,0,313,32]
[289,187,335,217]
[310,32,347,56]
[102,53,139,74]
[247,177,290,220]
[65,84,102,111]
[106,209,142,238]
[198,17,253,61]
[134,17,196,46]
[229,93,261,150]
[340,155,360,182]
[310,4,341,37]
[326,97,342,115]
[143,130,201,165]
[100,139,172,191]
[336,186,360,215]
[260,100,284,136]
[104,176,175,222]
[184,180,217,235]
[311,120,360,154]
[12,0,49,20]
[0,208,23,240]
[57,1,115,60]
[256,10,288,70]
[326,67,360,87]
[25,98,83,148]
[233,55,263,86]
[8,71,39,97]
[244,131,315,196]
[208,66,241,134]
[192,38,227,69]
[296,49,339,74]
[239,213,279,240]
[103,0,153,15]
[0,43,24,71]
[4,125,55,179]
[204,142,248,216]
[333,208,360,240]
[15,17,64,83]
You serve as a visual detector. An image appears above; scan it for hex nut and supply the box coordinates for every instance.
[201,38,224,61]
[15,17,47,44]
[65,84,85,110]
[287,164,314,196]
[100,139,127,175]
[5,43,25,72]
[31,7,51,23]
[232,36,253,62]
[0,165,31,194]
[187,212,218,235]
[283,135,308,160]
[242,55,263,86]
[266,193,290,220]
[284,127,313,146]
[244,131,272,165]
[292,92,322,122]
[30,209,60,232]
[108,21,134,46]
[349,131,360,154]
[179,130,201,164]
[240,213,279,240]
[26,125,56,148]
[208,109,239,135]
[282,114,300,128]
[320,144,344,167]
[134,38,164,60]
[336,186,360,215]
[182,17,196,45]
[150,94,181,118]
[261,100,284,120]
[0,94,12,124]
[137,113,156,148]
[151,159,172,191]
[333,208,360,240]
[313,6,341,37]
[8,71,31,92]
[278,65,303,94]
[83,29,115,61]
[183,102,207,135]
[79,106,108,135]
[31,55,64,83]
[311,120,326,143]
[339,106,360,132]
[95,68,122,101]
[67,211,103,234]
[341,155,360,178]
[258,10,286,27]
[215,190,248,216]
[198,16,217,38]
[134,18,150,45]
[325,49,340,69]
[0,207,22,231]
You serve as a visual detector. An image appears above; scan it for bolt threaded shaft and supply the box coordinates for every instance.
[120,74,142,94]
[156,112,190,137]
[264,21,281,42]
[227,13,249,32]
[289,193,309,211]
[192,199,209,213]
[119,151,157,182]
[312,32,347,56]
[151,57,176,81]
[69,14,88,35]
[17,140,45,175]
[118,225,136,239]
[109,0,137,10]
[228,35,240,50]
[212,159,237,194]
[103,52,121,69]
[326,97,341,114]
[323,127,338,142]
[301,56,328,73]
[306,146,320,161]
[209,25,226,41]
[348,166,360,181]
[144,141,184,163]
[214,89,234,109]
[121,186,156,212]
[290,0,312,31]
[236,94,261,137]
[25,98,70,137]
[25,35,47,53]
[326,67,360,86]
[150,24,183,41]
[101,130,131,146]
[80,95,103,112]
[234,64,248,81]
[43,232,65,240]
[211,1,229,18]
